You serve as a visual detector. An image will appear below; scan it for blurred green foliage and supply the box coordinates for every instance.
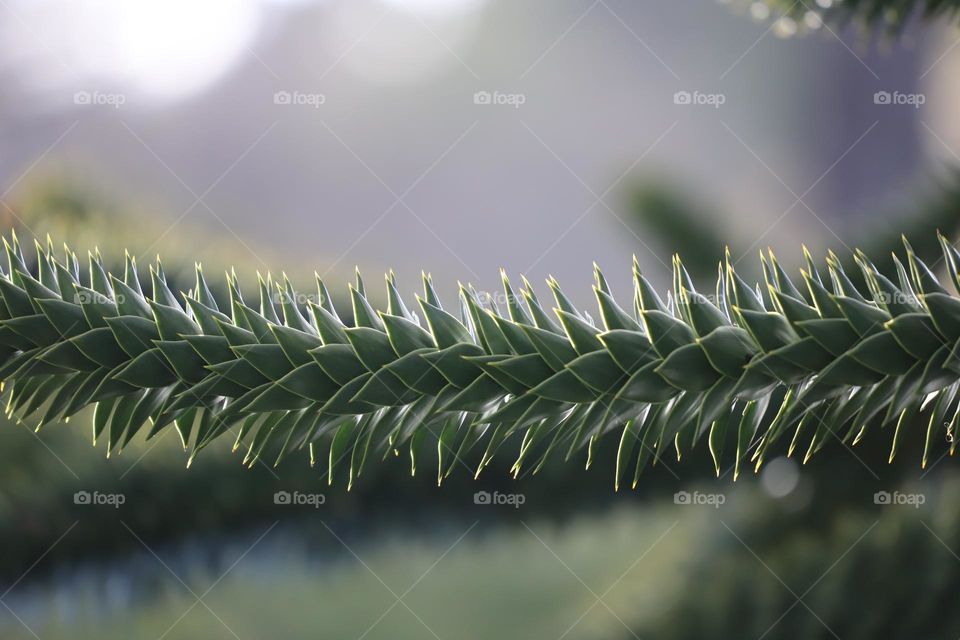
[625,180,727,282]
[4,172,307,288]
[624,171,960,284]
[1,503,698,640]
[636,476,960,639]
[9,476,960,640]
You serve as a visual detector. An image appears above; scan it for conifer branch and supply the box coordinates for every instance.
[3,232,960,487]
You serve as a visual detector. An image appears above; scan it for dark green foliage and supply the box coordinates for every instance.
[636,481,960,639]
[625,172,960,286]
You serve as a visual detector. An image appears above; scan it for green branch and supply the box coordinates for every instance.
[3,232,960,488]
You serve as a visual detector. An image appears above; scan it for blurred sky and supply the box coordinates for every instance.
[1,0,959,305]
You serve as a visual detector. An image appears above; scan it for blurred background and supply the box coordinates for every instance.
[2,0,960,638]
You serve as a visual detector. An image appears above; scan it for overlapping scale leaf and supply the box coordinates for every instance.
[0,231,958,488]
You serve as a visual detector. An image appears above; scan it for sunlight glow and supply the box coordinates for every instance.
[1,0,260,101]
